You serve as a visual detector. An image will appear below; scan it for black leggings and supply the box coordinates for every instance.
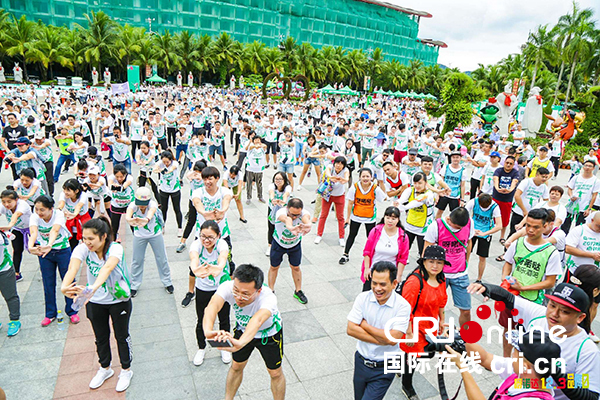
[406,231,425,257]
[131,140,141,161]
[182,200,198,240]
[267,220,275,245]
[167,128,176,148]
[469,178,480,200]
[509,213,524,239]
[551,156,560,177]
[86,300,132,369]
[110,207,127,239]
[195,288,230,349]
[138,171,160,201]
[159,190,183,228]
[344,220,375,255]
[12,229,25,274]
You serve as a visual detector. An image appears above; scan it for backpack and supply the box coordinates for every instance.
[396,270,424,315]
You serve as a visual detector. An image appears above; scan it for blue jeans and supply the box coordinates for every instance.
[175,144,188,160]
[295,141,304,160]
[446,274,471,310]
[39,248,75,318]
[53,153,75,182]
[112,157,132,174]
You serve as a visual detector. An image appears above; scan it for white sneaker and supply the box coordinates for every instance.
[339,238,345,247]
[115,369,133,392]
[297,185,303,191]
[89,367,114,389]
[314,236,322,244]
[591,333,600,343]
[178,228,183,237]
[265,246,271,257]
[193,349,206,366]
[221,350,232,364]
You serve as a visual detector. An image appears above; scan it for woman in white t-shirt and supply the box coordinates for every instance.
[128,111,144,161]
[188,220,232,366]
[13,168,44,207]
[107,163,134,242]
[266,172,292,256]
[153,150,183,236]
[136,140,159,200]
[315,156,349,245]
[61,217,133,392]
[0,189,32,282]
[222,165,246,224]
[57,178,91,249]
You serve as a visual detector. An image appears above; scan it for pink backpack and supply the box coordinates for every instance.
[491,374,554,400]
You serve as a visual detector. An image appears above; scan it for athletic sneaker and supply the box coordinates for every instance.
[7,321,21,337]
[70,314,80,324]
[115,369,133,392]
[265,247,271,257]
[165,285,174,294]
[339,238,345,247]
[89,367,114,389]
[294,290,308,304]
[176,243,187,253]
[221,350,232,364]
[258,198,266,204]
[590,331,600,343]
[297,186,303,191]
[339,254,349,265]
[181,292,195,308]
[246,199,251,205]
[402,385,420,400]
[193,349,206,366]
[177,229,183,237]
[314,236,322,244]
[15,273,23,282]
[130,289,138,298]
[41,317,54,327]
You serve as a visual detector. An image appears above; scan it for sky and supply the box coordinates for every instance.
[386,0,600,71]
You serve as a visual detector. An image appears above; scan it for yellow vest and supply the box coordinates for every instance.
[529,157,550,178]
[406,188,428,228]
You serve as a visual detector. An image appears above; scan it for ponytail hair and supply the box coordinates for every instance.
[82,216,113,259]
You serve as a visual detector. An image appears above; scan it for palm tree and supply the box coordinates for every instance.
[115,24,144,76]
[406,59,426,91]
[553,2,595,104]
[153,30,181,77]
[279,37,298,74]
[212,32,241,82]
[32,25,72,80]
[479,65,505,96]
[263,47,285,74]
[176,30,202,76]
[76,11,118,74]
[195,34,213,84]
[296,42,318,81]
[63,29,86,77]
[584,31,600,86]
[383,60,407,90]
[423,64,446,96]
[563,12,595,104]
[523,24,557,90]
[4,15,39,80]
[498,54,524,81]
[132,37,157,79]
[243,41,266,74]
[343,49,367,89]
[0,9,11,57]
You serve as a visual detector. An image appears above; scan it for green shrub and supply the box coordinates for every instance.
[571,131,591,147]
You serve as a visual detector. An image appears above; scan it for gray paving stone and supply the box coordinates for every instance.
[129,355,192,384]
[190,356,231,399]
[301,281,349,309]
[309,302,353,336]
[2,377,55,400]
[237,354,298,394]
[240,382,309,400]
[301,370,354,400]
[330,277,363,302]
[1,323,67,346]
[331,332,360,364]
[384,372,439,399]
[129,324,183,345]
[285,337,352,381]
[0,357,61,384]
[126,373,197,400]
[280,309,327,344]
[0,339,65,362]
[131,339,188,364]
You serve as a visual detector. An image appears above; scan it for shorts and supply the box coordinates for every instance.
[209,144,223,156]
[393,150,407,163]
[436,196,460,211]
[354,141,361,155]
[446,275,471,310]
[472,236,491,258]
[270,240,302,267]
[278,163,294,174]
[304,157,320,166]
[493,198,513,228]
[231,185,239,196]
[265,141,277,155]
[233,328,284,370]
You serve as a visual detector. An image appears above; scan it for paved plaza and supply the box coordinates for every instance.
[0,146,598,400]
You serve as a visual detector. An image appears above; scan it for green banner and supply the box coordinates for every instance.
[127,65,140,92]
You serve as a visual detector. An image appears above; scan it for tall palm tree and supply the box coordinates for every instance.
[406,59,426,91]
[479,65,505,96]
[584,31,600,86]
[115,24,144,76]
[176,30,202,76]
[563,12,595,104]
[383,60,407,90]
[423,64,446,96]
[263,47,285,74]
[279,37,298,74]
[498,54,524,81]
[153,30,181,77]
[32,25,72,80]
[63,29,86,77]
[343,49,367,89]
[296,42,318,81]
[243,41,266,74]
[195,34,213,84]
[553,1,594,104]
[132,37,157,79]
[4,15,39,80]
[212,32,241,82]
[0,9,11,57]
[76,11,118,74]
[523,24,557,90]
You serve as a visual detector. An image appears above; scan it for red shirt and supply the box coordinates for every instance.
[399,273,447,354]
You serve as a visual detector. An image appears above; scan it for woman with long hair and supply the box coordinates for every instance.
[360,206,409,291]
[568,264,600,336]
[0,189,32,282]
[107,163,134,242]
[314,156,349,246]
[189,220,232,366]
[223,164,246,224]
[343,138,357,187]
[57,178,91,249]
[28,195,79,327]
[153,150,183,237]
[339,168,386,265]
[397,172,436,256]
[13,168,44,207]
[136,140,160,201]
[61,217,134,392]
[297,134,321,190]
[265,171,292,256]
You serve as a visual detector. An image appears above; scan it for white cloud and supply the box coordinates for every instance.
[385,0,600,71]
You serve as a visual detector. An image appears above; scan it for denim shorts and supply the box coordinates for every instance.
[270,240,302,267]
[446,274,471,310]
[209,144,223,156]
[304,157,320,166]
[278,163,295,174]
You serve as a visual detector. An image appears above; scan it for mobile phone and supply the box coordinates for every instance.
[207,339,233,348]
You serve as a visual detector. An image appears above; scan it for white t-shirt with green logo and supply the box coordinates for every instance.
[566,224,600,272]
[109,175,135,209]
[273,208,308,249]
[567,175,600,212]
[157,160,181,193]
[192,187,232,238]
[72,243,131,305]
[0,199,31,230]
[127,200,163,238]
[216,280,282,339]
[279,142,295,165]
[246,147,266,173]
[0,234,12,273]
[29,209,70,249]
[13,179,44,207]
[59,191,90,216]
[190,238,231,291]
[513,178,549,216]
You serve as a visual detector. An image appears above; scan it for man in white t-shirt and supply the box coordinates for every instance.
[564,160,600,233]
[509,167,550,238]
[565,211,600,274]
[203,264,285,400]
[466,141,491,200]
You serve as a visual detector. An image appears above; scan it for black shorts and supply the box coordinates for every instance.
[233,328,283,370]
[270,240,302,267]
[436,196,460,211]
[472,236,492,258]
[354,141,361,154]
[265,141,278,155]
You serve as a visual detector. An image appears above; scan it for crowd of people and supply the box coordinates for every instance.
[0,83,599,400]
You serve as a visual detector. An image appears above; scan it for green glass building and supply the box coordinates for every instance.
[3,0,445,65]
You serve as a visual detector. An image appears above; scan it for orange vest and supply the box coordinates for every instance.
[353,182,377,218]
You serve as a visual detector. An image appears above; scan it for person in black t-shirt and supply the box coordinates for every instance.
[1,113,28,179]
[492,155,519,244]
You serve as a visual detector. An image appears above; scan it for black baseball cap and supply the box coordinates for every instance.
[545,283,589,313]
[15,137,31,145]
[418,245,450,266]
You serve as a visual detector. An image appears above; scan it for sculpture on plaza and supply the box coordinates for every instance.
[92,67,99,85]
[239,75,244,88]
[177,71,182,86]
[230,75,236,90]
[0,64,5,82]
[103,67,111,84]
[188,72,193,87]
[494,82,518,136]
[521,86,543,137]
[545,109,586,141]
[476,101,499,131]
[13,63,23,83]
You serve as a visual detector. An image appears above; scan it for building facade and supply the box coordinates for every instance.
[3,0,444,65]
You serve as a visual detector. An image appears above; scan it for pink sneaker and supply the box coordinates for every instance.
[41,317,55,327]
[70,314,80,324]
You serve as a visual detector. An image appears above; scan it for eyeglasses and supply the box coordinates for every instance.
[232,287,258,301]
[200,234,218,242]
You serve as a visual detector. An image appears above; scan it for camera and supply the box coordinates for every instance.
[423,330,466,354]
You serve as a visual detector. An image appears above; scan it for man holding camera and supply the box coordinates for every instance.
[468,281,600,400]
